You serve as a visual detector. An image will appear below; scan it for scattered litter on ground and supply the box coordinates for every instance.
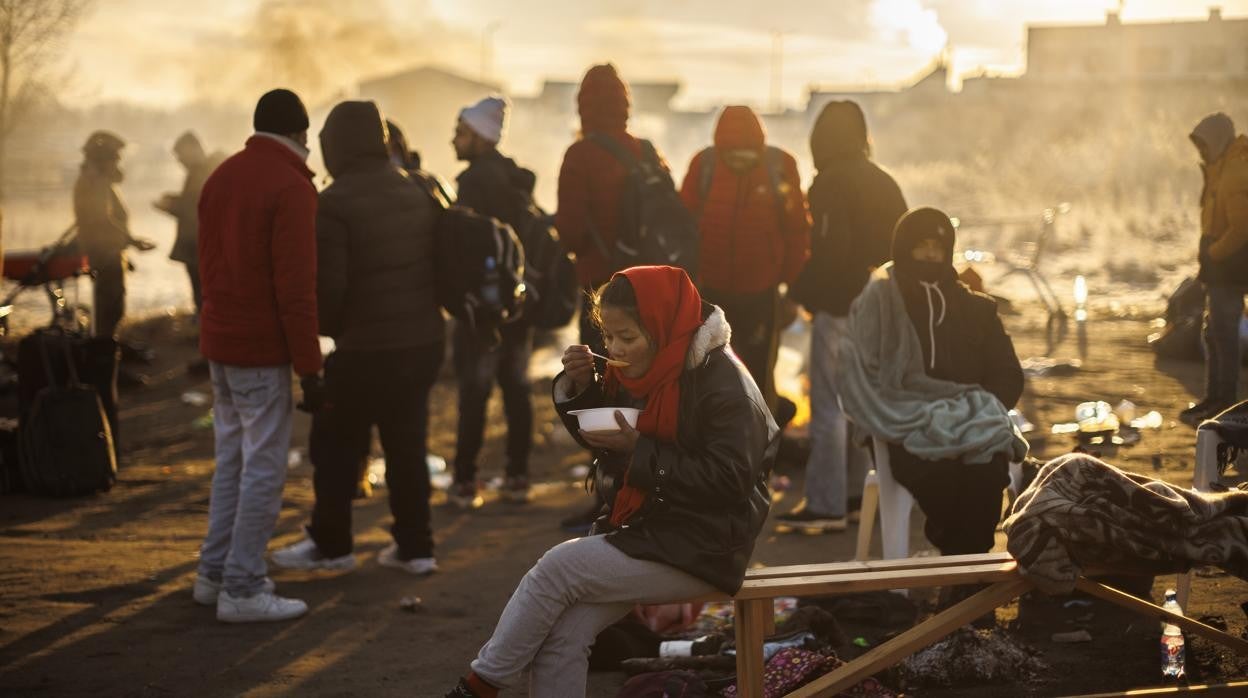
[427,454,447,474]
[570,464,590,480]
[852,637,870,648]
[1021,357,1082,377]
[1062,599,1094,609]
[398,596,424,613]
[1051,629,1093,643]
[1009,409,1035,433]
[191,411,213,429]
[899,628,1047,688]
[287,449,303,469]
[1130,411,1164,430]
[180,391,209,407]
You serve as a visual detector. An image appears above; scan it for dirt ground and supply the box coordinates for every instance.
[1,308,1247,697]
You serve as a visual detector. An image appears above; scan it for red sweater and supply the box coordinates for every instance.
[197,136,322,376]
[556,130,653,288]
[680,107,811,295]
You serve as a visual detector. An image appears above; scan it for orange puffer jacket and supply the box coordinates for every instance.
[680,106,810,295]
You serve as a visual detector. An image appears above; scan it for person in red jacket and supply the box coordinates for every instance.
[679,105,810,411]
[193,88,322,624]
[555,64,677,534]
[556,64,674,358]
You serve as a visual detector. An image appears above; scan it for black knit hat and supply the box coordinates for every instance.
[253,88,309,135]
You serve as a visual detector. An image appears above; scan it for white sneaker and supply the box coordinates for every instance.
[271,538,357,571]
[217,590,308,623]
[193,574,274,606]
[377,544,438,576]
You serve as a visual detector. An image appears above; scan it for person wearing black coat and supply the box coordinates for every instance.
[447,266,777,698]
[779,100,908,534]
[447,96,541,508]
[887,207,1024,556]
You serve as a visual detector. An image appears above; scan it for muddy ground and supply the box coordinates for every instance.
[1,308,1246,697]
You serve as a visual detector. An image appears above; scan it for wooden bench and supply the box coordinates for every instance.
[701,553,1248,698]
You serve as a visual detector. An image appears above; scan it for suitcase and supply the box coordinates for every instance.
[18,330,116,496]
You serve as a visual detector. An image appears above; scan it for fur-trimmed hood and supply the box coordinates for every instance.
[686,303,731,369]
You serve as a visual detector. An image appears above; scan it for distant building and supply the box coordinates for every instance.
[1025,8,1248,83]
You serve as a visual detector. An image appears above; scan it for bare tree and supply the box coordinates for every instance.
[0,0,91,202]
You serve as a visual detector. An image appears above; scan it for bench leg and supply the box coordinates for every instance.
[784,577,1032,697]
[734,597,770,698]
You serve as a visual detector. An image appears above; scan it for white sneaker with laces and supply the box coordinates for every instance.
[193,574,274,606]
[216,590,307,623]
[271,538,357,571]
[377,544,438,576]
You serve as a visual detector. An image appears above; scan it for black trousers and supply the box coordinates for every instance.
[183,260,202,313]
[889,446,1010,556]
[307,344,443,559]
[452,322,533,482]
[90,253,126,339]
[701,286,780,412]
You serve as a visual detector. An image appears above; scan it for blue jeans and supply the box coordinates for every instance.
[1203,285,1244,404]
[803,313,870,517]
[199,364,292,596]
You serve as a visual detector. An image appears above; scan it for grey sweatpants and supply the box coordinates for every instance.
[471,534,716,697]
[198,363,293,596]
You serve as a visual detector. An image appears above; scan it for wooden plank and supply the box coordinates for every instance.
[1060,680,1248,697]
[735,561,1018,599]
[734,597,771,698]
[743,552,1014,581]
[787,577,1033,698]
[1073,578,1248,656]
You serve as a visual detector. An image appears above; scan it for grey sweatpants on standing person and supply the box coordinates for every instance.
[198,363,293,597]
[471,535,715,697]
[803,312,871,517]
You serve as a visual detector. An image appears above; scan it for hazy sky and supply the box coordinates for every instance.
[63,0,1248,108]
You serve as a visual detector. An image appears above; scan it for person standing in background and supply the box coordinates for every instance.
[193,88,321,623]
[155,131,224,319]
[777,100,908,534]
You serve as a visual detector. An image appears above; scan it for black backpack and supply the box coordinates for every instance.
[515,206,579,331]
[426,187,527,346]
[19,330,116,497]
[586,133,699,278]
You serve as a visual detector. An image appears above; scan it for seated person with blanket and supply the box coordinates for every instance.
[836,207,1026,556]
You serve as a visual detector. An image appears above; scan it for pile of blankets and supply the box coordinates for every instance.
[1004,453,1248,594]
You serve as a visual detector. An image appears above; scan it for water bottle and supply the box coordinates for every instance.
[1160,589,1186,680]
[481,256,501,307]
[658,634,724,657]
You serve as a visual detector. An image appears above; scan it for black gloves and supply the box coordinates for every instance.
[296,374,329,413]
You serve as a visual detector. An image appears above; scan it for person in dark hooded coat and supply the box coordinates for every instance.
[886,207,1023,556]
[448,96,539,508]
[778,100,908,533]
[271,100,446,578]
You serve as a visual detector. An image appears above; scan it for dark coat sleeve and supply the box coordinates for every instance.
[551,371,607,452]
[977,304,1024,410]
[626,363,772,507]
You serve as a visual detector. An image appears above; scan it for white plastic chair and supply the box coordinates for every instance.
[853,437,916,561]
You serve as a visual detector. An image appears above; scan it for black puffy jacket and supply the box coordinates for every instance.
[316,101,444,351]
[553,304,778,594]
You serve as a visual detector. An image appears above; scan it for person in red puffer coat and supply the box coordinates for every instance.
[679,105,810,412]
[556,63,674,356]
[194,88,321,624]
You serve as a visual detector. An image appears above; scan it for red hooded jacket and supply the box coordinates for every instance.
[197,135,322,376]
[556,64,671,288]
[680,106,810,295]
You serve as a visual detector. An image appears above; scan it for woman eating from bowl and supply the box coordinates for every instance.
[446,265,778,698]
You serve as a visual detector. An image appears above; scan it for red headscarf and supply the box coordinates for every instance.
[603,265,704,525]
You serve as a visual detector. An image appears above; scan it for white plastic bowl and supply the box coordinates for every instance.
[567,407,640,433]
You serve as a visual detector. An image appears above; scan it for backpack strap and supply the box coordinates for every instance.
[763,145,788,236]
[587,132,640,171]
[696,147,716,215]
